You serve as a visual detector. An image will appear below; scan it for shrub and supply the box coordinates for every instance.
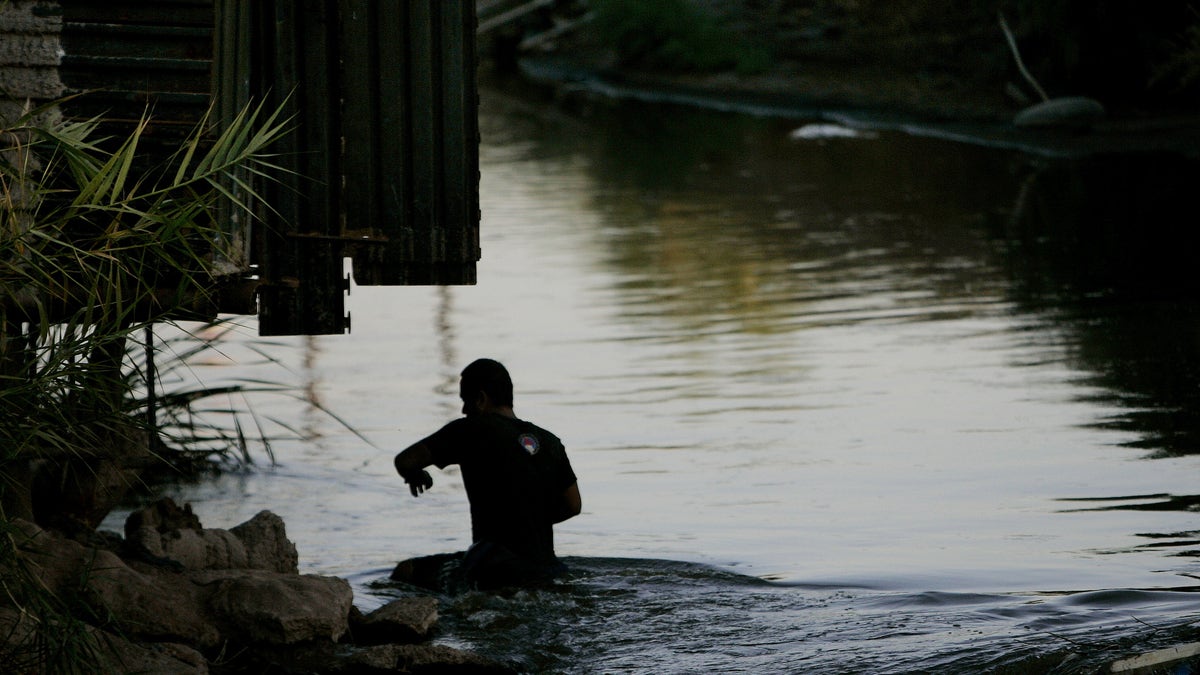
[592,0,771,74]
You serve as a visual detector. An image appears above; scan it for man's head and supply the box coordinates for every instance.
[460,358,514,415]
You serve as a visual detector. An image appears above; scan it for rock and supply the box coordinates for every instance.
[82,553,222,648]
[353,596,439,645]
[24,426,157,531]
[97,638,210,675]
[0,607,38,671]
[230,509,300,573]
[12,518,221,647]
[203,569,354,645]
[4,510,500,673]
[134,524,250,571]
[0,607,208,674]
[390,552,462,591]
[11,513,348,649]
[248,641,518,674]
[1013,96,1106,130]
[788,123,877,140]
[124,499,298,573]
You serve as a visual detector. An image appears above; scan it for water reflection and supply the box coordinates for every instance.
[503,71,1200,466]
[473,75,1200,591]
[434,285,461,417]
[1001,152,1200,457]
[1003,152,1200,300]
[301,334,323,442]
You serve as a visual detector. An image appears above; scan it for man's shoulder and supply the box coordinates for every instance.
[514,420,565,456]
[439,414,564,451]
[443,413,550,437]
[514,417,559,438]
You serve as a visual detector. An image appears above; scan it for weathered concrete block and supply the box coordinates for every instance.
[0,34,62,66]
[0,66,66,100]
[0,1,62,34]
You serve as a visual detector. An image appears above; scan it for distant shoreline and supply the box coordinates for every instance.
[504,54,1200,161]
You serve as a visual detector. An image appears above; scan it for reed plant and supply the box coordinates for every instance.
[0,97,290,672]
[1,98,290,483]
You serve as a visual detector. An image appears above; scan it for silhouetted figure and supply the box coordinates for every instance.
[392,359,581,590]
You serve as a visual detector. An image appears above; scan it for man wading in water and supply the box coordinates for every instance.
[392,358,582,590]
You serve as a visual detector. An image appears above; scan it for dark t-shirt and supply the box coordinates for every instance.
[421,413,576,566]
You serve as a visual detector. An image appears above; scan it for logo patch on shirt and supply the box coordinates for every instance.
[518,433,540,455]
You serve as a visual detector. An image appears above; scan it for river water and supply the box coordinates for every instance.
[117,74,1200,672]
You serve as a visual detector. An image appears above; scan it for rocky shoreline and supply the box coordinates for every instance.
[1,498,512,674]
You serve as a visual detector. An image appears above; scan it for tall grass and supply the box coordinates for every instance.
[1,98,289,465]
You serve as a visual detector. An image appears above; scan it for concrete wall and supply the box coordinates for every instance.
[0,0,65,125]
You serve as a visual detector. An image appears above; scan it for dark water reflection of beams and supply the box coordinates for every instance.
[435,285,459,419]
[1002,152,1200,458]
[301,334,322,441]
[1057,493,1200,512]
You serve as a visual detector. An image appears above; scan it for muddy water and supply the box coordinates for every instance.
[119,75,1200,672]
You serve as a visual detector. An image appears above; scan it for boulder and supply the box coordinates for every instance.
[203,569,354,645]
[91,637,209,675]
[82,553,222,648]
[230,509,299,573]
[125,499,298,573]
[0,607,208,675]
[136,525,250,570]
[11,511,347,649]
[11,518,221,647]
[1013,96,1106,130]
[353,596,439,645]
[3,506,497,673]
[23,426,156,531]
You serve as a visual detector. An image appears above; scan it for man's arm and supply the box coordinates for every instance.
[552,482,582,523]
[394,443,435,497]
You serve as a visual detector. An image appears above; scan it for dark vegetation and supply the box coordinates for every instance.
[591,0,773,74]
[581,0,1200,115]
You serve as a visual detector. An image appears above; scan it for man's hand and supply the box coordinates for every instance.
[402,469,433,497]
[395,443,435,496]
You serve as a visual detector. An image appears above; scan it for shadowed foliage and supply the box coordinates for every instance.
[0,97,289,672]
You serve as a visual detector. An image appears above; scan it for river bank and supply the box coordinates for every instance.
[499,1,1200,159]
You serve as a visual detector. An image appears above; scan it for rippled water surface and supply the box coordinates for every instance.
[116,75,1200,672]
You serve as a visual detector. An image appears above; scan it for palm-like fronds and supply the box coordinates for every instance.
[0,97,292,467]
